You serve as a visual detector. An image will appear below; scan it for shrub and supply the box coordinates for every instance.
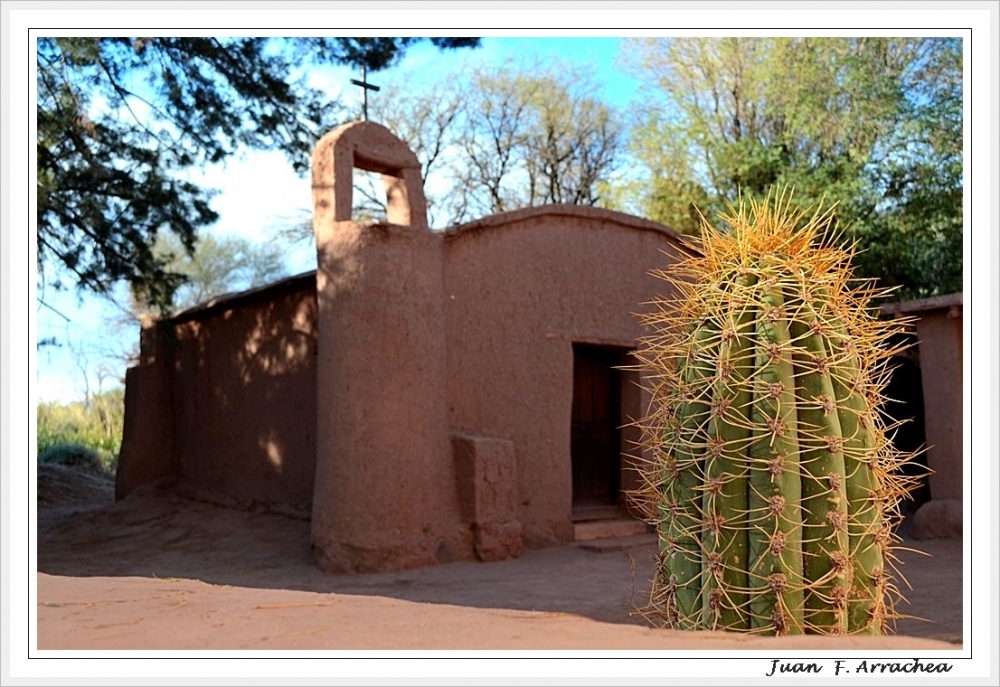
[38,442,113,477]
[36,388,124,473]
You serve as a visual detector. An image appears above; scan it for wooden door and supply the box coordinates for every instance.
[571,345,622,509]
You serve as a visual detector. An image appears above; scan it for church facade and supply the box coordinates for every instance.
[116,121,963,572]
[115,121,690,572]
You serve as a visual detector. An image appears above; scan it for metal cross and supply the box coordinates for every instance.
[351,66,380,121]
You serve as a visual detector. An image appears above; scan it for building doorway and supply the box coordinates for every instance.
[883,345,931,518]
[570,344,629,519]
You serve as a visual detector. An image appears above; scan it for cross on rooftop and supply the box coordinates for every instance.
[350,66,380,122]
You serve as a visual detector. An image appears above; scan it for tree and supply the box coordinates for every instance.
[621,37,962,299]
[447,60,625,224]
[108,231,289,368]
[343,60,626,228]
[36,37,480,310]
[846,39,963,298]
[129,231,288,316]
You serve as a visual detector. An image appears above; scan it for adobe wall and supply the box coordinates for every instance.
[116,343,175,500]
[443,207,685,549]
[307,121,691,573]
[307,205,685,573]
[309,122,470,572]
[116,276,319,517]
[916,306,963,500]
[310,221,469,572]
[883,293,964,539]
[117,122,693,574]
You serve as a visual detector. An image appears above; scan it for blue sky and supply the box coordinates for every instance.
[34,37,644,403]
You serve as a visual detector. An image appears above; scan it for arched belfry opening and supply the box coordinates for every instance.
[311,120,428,231]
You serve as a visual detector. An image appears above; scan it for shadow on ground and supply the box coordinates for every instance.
[36,479,963,642]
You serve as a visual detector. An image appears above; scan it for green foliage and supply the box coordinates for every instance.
[36,37,479,309]
[38,443,111,477]
[131,231,288,315]
[847,39,963,299]
[623,37,962,299]
[37,388,125,472]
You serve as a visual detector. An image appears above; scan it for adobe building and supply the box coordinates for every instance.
[115,121,965,573]
[116,121,689,573]
[882,293,964,540]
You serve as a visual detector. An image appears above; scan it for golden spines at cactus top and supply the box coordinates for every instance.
[634,189,921,636]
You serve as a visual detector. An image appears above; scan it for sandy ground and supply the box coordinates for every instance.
[35,468,963,651]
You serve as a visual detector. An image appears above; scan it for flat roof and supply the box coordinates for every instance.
[881,292,963,316]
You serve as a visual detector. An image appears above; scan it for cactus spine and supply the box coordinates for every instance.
[636,190,920,636]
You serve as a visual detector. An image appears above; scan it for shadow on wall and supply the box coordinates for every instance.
[120,274,319,518]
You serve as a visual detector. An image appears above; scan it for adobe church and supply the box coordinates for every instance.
[115,121,690,572]
[114,121,962,573]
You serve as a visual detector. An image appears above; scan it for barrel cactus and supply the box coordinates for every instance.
[635,190,922,636]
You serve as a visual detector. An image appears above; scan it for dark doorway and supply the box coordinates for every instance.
[571,344,627,515]
[883,346,931,517]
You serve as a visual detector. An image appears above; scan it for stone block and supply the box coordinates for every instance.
[453,433,523,561]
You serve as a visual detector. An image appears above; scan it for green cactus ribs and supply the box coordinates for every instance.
[633,188,921,636]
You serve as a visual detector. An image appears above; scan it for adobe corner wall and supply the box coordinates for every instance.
[116,276,319,517]
[115,317,176,500]
[884,293,964,540]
